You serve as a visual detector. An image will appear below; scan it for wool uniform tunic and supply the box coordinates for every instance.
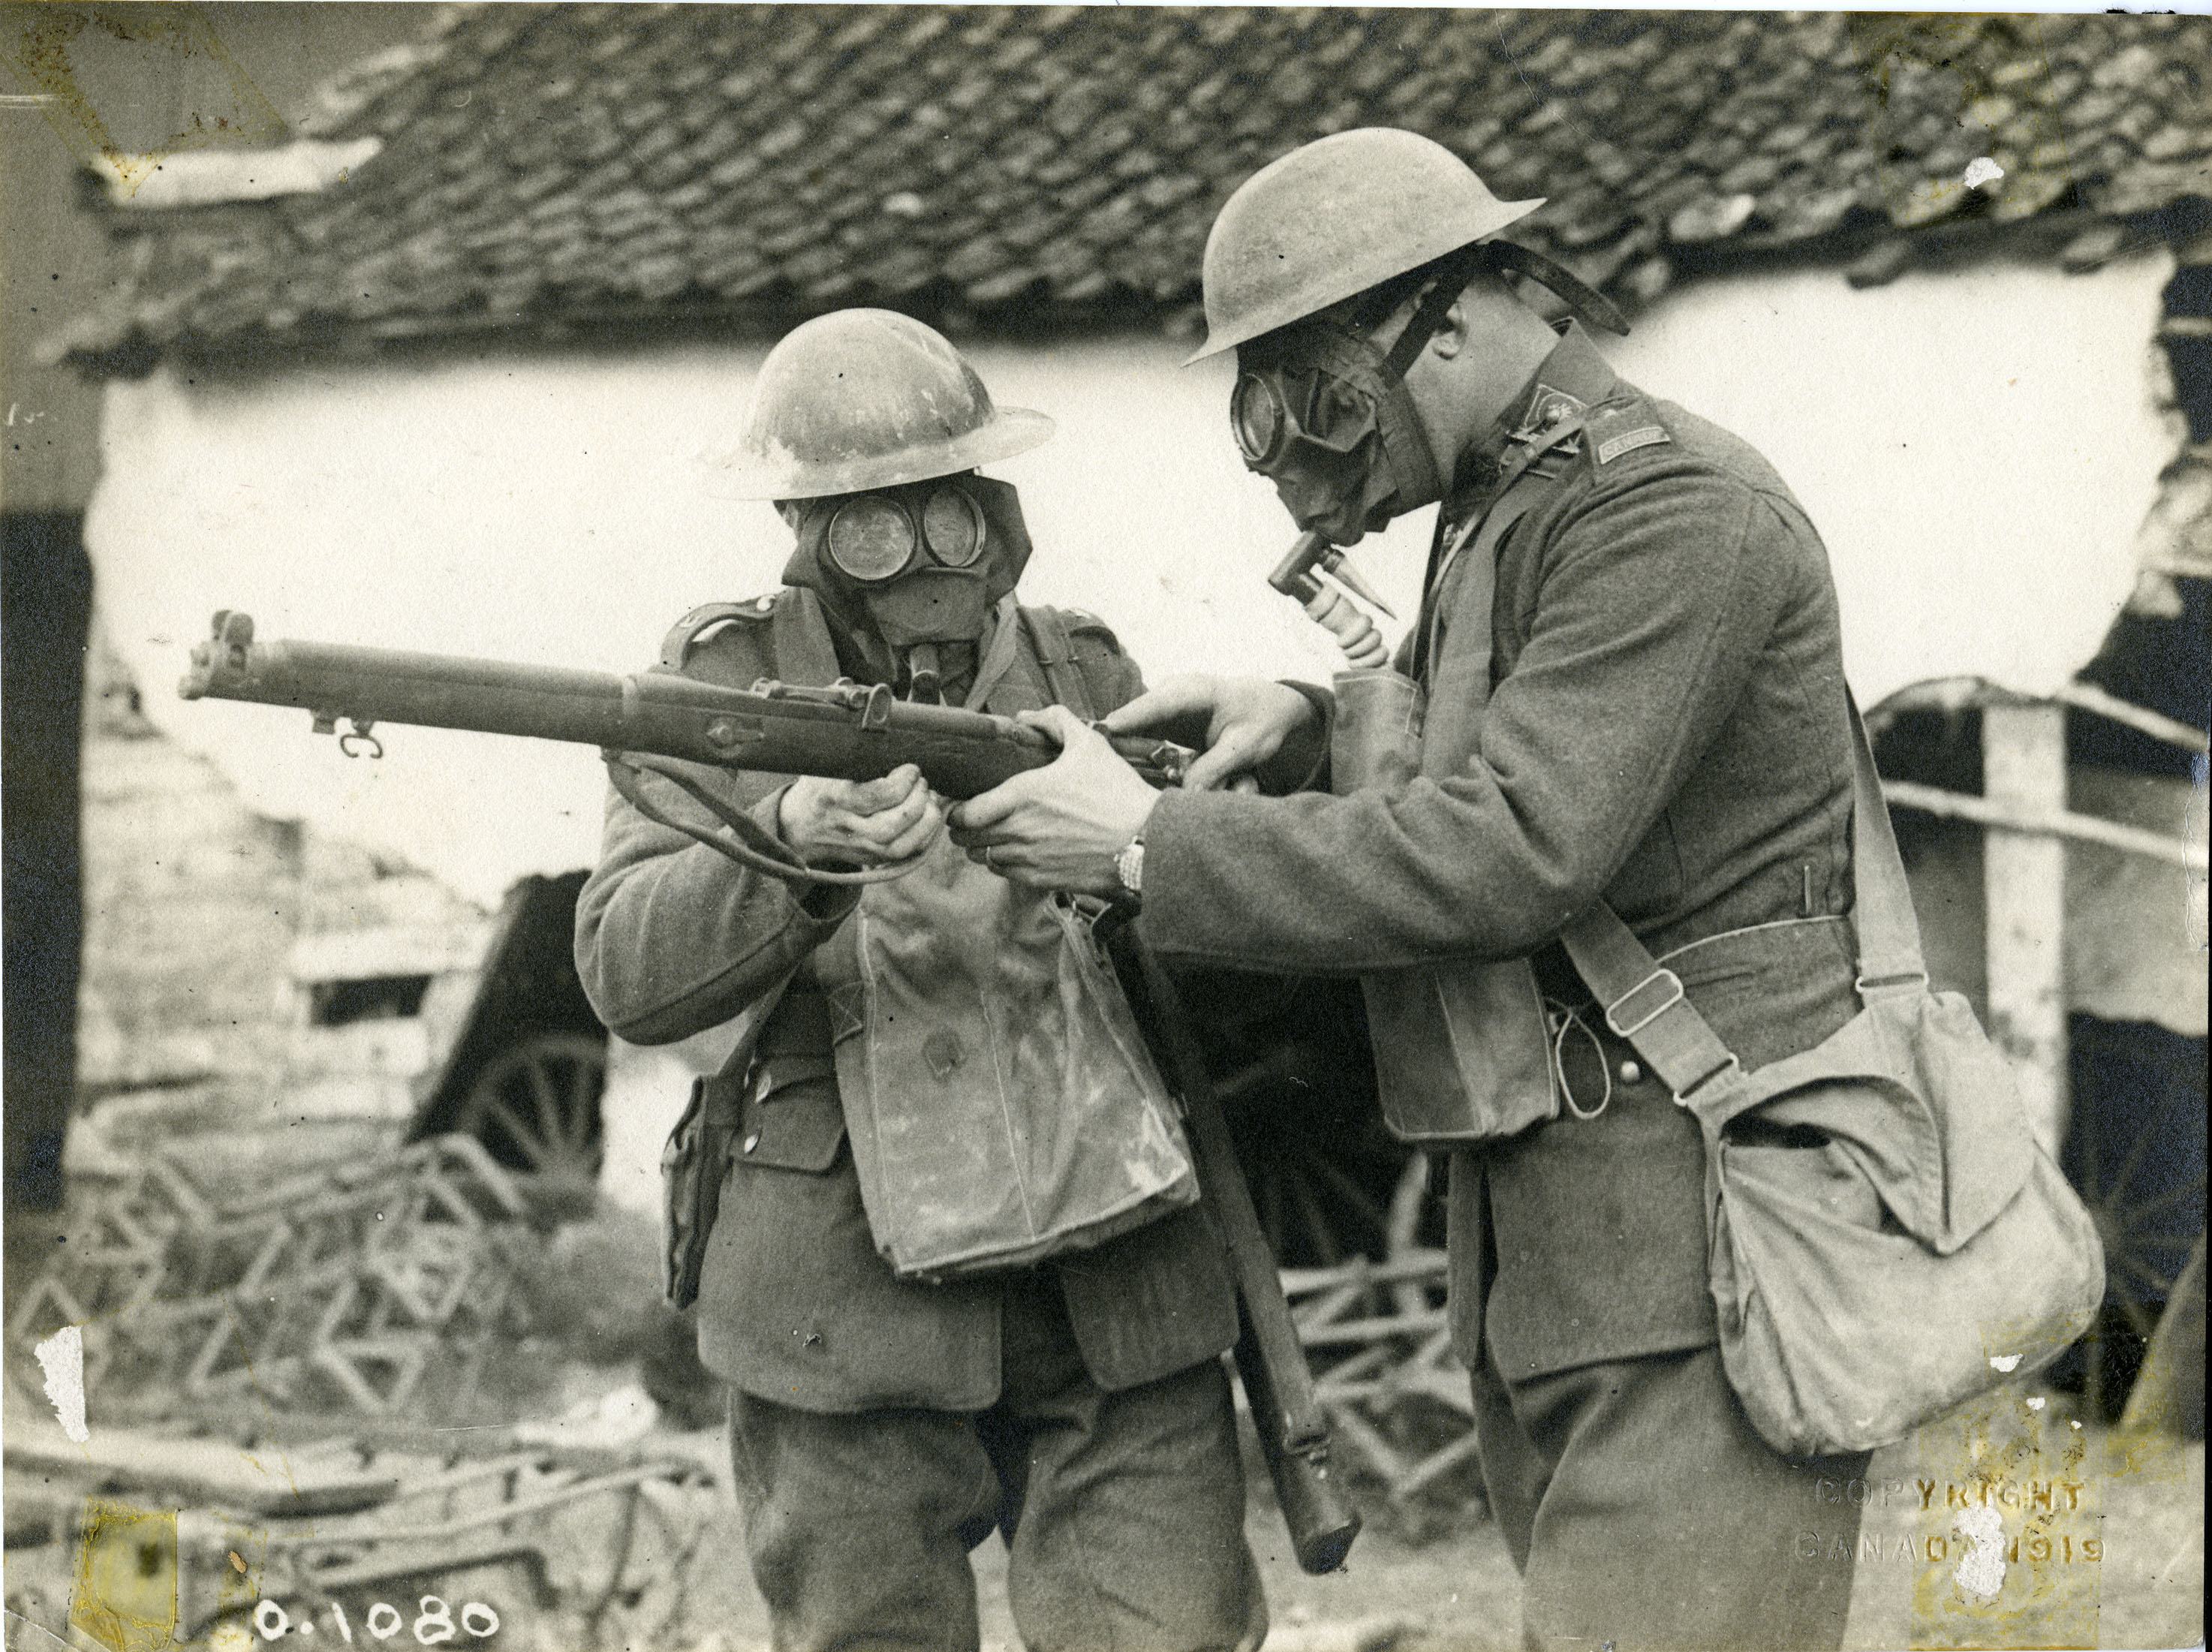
[1139,323,1859,1379]
[574,593,1241,1410]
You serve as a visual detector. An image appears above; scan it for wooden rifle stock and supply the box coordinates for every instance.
[1112,930,1363,1575]
[177,609,1193,799]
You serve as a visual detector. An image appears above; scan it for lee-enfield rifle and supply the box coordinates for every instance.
[178,605,1363,1569]
[179,609,1193,800]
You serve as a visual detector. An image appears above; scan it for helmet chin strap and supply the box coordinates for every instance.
[1358,235,1624,527]
[1485,240,1631,337]
[1290,239,1626,538]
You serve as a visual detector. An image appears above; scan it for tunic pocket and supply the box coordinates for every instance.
[738,1059,846,1175]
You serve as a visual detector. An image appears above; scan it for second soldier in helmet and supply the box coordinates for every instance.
[576,310,1264,1652]
[956,128,1876,1650]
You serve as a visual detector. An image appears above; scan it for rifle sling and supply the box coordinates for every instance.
[603,750,921,887]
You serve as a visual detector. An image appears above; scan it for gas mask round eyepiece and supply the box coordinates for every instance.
[823,485,992,582]
[1231,372,1289,469]
[826,494,918,582]
[919,486,986,568]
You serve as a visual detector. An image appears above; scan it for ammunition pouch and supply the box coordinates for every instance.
[661,974,796,1308]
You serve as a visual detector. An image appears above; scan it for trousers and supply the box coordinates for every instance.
[725,1268,1264,1652]
[1470,1341,1870,1651]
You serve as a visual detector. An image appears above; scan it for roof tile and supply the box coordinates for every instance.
[67,5,2212,365]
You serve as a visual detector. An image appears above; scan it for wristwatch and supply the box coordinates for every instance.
[1114,832,1145,901]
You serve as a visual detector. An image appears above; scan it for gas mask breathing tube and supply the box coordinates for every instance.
[1231,240,1629,546]
[782,474,1034,703]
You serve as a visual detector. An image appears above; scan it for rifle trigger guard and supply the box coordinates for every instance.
[338,720,383,760]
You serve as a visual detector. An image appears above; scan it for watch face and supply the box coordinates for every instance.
[1117,841,1144,895]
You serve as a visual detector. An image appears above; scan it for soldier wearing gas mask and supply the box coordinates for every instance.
[576,310,1262,1652]
[954,129,1876,1650]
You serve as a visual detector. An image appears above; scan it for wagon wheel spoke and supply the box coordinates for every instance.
[525,1059,565,1142]
[2114,1291,2168,1343]
[453,1034,609,1205]
[1305,1155,1395,1244]
[1287,1173,1344,1268]
[2088,1083,2197,1208]
[570,1055,603,1124]
[2115,1250,2183,1301]
[483,1098,548,1172]
[1257,1169,1288,1260]
[2110,1172,2209,1233]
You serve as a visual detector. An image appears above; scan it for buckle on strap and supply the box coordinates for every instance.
[1672,1055,1742,1109]
[1855,969,1930,999]
[1604,967,1685,1040]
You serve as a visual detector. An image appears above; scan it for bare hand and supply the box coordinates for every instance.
[1102,675,1320,792]
[947,708,1157,896]
[778,765,943,867]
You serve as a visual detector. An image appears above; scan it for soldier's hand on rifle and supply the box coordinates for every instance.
[778,764,944,867]
[949,708,1156,897]
[1105,676,1320,793]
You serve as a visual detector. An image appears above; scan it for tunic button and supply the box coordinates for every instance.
[1618,1060,1643,1085]
[742,1133,760,1154]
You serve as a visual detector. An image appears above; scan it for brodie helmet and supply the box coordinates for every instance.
[1186,128,1545,365]
[724,308,1055,500]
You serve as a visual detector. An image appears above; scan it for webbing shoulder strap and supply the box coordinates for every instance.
[1413,417,1586,685]
[1019,605,1098,720]
[1556,695,1928,1102]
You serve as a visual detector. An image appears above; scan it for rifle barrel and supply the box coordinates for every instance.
[179,612,1187,799]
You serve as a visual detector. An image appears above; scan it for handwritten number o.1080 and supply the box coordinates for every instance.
[253,1596,501,1641]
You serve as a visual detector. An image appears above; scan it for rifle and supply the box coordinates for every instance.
[1108,925,1364,1576]
[179,609,1194,799]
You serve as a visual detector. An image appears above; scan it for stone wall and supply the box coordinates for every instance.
[72,626,486,1190]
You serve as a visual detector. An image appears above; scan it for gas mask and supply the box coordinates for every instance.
[1229,249,1481,546]
[783,474,1033,701]
[1231,242,1627,545]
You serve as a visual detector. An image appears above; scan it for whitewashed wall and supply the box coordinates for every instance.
[89,247,2176,907]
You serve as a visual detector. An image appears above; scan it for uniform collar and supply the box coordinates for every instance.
[1445,321,1621,518]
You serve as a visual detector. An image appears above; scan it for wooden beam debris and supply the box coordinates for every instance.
[1981,703,2071,1155]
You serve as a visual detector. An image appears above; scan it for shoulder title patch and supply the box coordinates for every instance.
[1595,426,1672,465]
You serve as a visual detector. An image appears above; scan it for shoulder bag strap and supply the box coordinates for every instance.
[1840,691,1929,994]
[1556,688,1928,1101]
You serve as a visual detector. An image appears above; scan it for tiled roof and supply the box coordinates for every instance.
[67,7,2212,369]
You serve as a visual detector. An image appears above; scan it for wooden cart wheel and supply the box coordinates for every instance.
[2074,1076,2207,1419]
[1217,1068,1413,1268]
[453,1033,608,1203]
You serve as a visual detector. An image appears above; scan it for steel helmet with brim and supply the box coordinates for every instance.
[1187,128,1545,366]
[721,308,1054,501]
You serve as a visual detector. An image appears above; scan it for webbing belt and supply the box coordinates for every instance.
[1554,694,1927,1105]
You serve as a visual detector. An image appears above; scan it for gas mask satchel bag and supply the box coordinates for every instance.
[1558,700,2105,1458]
